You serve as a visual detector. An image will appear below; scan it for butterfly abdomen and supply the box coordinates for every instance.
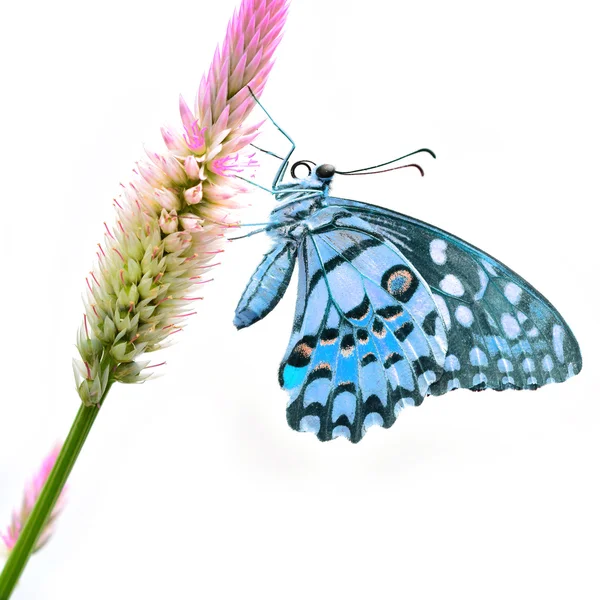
[234,241,297,329]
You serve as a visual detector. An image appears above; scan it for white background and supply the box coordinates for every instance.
[1,0,599,598]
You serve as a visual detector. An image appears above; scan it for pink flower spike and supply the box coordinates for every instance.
[75,0,289,401]
[1,444,66,554]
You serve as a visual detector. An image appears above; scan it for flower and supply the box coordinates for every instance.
[73,0,289,405]
[1,445,66,554]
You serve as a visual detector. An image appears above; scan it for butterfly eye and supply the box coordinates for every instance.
[291,160,315,179]
[315,164,336,179]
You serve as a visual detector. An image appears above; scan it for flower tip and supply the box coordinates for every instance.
[2,443,66,554]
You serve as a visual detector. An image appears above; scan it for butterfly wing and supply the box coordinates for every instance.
[327,197,582,395]
[279,213,448,442]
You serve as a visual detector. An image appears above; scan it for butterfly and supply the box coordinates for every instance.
[233,115,582,443]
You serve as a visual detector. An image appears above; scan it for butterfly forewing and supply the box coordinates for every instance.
[328,197,582,394]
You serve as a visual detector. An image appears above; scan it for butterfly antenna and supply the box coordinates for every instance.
[336,148,436,175]
[339,163,425,177]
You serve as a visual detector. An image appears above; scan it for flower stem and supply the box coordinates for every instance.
[0,385,112,599]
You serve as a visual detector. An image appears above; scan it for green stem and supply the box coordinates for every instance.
[0,385,112,599]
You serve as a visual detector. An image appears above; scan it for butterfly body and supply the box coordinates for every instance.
[234,164,582,443]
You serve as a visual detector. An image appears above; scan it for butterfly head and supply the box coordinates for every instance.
[290,160,336,184]
[315,164,336,180]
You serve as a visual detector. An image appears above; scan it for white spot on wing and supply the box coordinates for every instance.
[332,425,350,439]
[429,239,448,265]
[299,415,320,433]
[501,313,520,339]
[504,283,522,305]
[332,393,356,424]
[432,294,451,329]
[444,354,461,371]
[497,358,513,373]
[542,355,554,372]
[469,347,488,367]
[472,373,487,386]
[522,358,535,373]
[474,268,489,301]
[553,325,565,363]
[447,378,460,391]
[481,260,498,276]
[455,305,474,327]
[418,371,437,396]
[363,413,384,430]
[440,274,465,297]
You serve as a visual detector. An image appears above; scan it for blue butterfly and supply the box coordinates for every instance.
[233,104,582,443]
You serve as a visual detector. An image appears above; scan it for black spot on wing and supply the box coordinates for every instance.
[320,327,338,344]
[345,295,370,320]
[394,321,414,342]
[333,382,357,397]
[381,265,419,303]
[332,414,353,431]
[363,394,386,417]
[390,384,422,406]
[306,363,333,383]
[341,334,355,354]
[422,311,438,336]
[372,318,385,337]
[287,335,317,368]
[411,355,439,378]
[361,352,377,367]
[384,352,403,368]
[376,305,403,320]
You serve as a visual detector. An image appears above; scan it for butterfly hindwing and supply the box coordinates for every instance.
[328,197,582,394]
[280,215,448,441]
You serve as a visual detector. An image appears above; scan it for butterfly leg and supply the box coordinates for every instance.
[246,86,296,188]
[249,143,285,162]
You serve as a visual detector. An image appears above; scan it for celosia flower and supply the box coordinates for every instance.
[1,445,66,554]
[73,0,289,405]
